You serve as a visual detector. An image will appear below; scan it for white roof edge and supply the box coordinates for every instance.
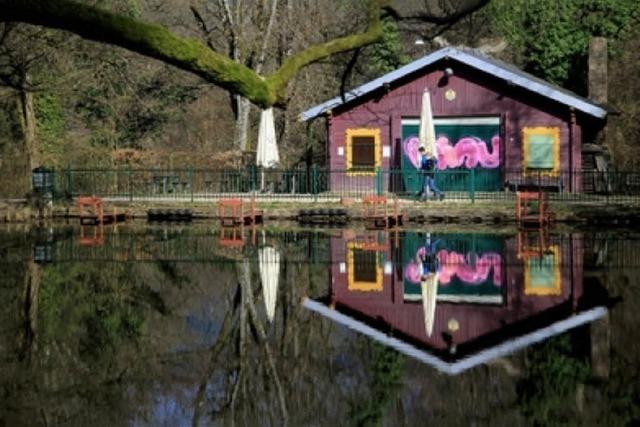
[300,47,607,121]
[303,297,607,375]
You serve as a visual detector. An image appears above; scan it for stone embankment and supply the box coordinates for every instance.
[1,198,640,227]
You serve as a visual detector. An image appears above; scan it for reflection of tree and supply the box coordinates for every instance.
[40,263,149,361]
[186,233,355,426]
[191,259,294,425]
[517,335,589,425]
[0,257,173,425]
[349,342,404,427]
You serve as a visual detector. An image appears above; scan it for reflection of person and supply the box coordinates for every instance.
[416,235,441,279]
[418,146,444,201]
[418,234,441,338]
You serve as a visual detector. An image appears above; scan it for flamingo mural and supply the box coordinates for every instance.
[403,135,501,170]
[404,250,502,287]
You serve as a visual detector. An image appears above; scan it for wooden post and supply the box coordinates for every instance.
[591,312,610,379]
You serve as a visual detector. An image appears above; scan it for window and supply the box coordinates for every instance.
[523,127,560,175]
[347,242,383,292]
[346,128,381,175]
[524,246,561,296]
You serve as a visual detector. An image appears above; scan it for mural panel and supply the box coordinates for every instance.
[401,117,502,192]
[402,232,504,304]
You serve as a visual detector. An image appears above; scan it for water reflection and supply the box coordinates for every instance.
[304,230,607,374]
[0,224,637,425]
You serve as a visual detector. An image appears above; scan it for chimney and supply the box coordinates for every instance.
[588,37,608,105]
[583,37,610,177]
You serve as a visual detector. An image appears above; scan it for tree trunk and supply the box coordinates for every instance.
[234,96,251,151]
[231,0,279,152]
[21,261,42,362]
[19,85,39,172]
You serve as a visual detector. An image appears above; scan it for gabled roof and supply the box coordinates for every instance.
[300,47,607,121]
[304,298,607,375]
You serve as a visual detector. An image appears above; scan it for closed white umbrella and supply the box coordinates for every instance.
[419,89,437,157]
[256,108,279,191]
[421,272,438,337]
[259,245,280,323]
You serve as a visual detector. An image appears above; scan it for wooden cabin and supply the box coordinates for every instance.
[319,231,594,370]
[301,47,607,194]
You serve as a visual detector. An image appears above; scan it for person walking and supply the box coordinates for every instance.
[418,146,444,201]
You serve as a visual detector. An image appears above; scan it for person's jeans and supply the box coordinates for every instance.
[421,175,443,199]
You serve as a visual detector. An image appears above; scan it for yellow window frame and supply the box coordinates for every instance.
[522,126,560,176]
[345,128,381,176]
[524,245,562,296]
[347,242,383,292]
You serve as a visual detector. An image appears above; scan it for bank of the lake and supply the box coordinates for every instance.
[2,198,640,228]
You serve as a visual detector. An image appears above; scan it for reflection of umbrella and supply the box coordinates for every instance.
[421,272,438,337]
[256,108,279,191]
[419,90,437,157]
[259,246,280,322]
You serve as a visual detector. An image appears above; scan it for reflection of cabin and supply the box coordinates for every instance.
[318,231,604,373]
[332,231,397,294]
[301,48,607,194]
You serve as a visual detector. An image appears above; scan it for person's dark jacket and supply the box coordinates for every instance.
[420,154,436,177]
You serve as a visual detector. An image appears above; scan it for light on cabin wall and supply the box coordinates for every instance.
[444,67,454,77]
[445,89,456,101]
[384,261,393,275]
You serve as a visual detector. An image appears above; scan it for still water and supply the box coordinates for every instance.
[1,223,639,426]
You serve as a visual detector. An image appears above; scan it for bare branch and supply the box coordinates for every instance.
[189,4,216,51]
[339,48,361,103]
[384,0,490,24]
[255,0,278,74]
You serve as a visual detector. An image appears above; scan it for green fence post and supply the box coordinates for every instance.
[250,164,257,192]
[470,168,476,204]
[311,164,318,202]
[189,167,194,203]
[375,167,382,196]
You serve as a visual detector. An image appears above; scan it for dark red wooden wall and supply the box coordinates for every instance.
[327,61,598,191]
[329,233,583,354]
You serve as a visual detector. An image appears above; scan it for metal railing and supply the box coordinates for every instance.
[43,166,640,203]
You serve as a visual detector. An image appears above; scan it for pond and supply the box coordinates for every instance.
[1,223,639,425]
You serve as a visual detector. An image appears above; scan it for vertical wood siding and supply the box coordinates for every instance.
[329,234,582,355]
[328,62,599,190]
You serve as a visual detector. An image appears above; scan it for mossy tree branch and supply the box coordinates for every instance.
[1,0,388,108]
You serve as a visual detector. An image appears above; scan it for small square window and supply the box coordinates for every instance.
[346,128,381,175]
[523,127,560,175]
[525,246,561,296]
[351,136,376,170]
[347,242,383,292]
